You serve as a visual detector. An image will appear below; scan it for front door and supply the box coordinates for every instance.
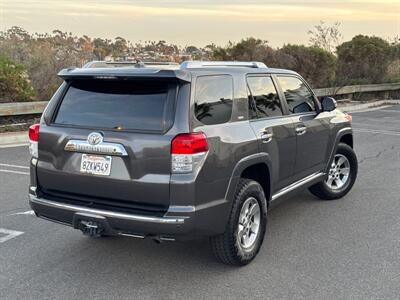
[247,75,297,192]
[276,75,331,181]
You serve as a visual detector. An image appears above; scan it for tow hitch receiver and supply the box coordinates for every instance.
[72,212,109,237]
[79,220,103,237]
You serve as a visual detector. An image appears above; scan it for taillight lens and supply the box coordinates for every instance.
[29,123,40,158]
[171,132,208,173]
[171,132,208,154]
[29,123,40,142]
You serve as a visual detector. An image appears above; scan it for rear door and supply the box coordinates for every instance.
[37,79,182,215]
[276,75,331,181]
[247,75,297,192]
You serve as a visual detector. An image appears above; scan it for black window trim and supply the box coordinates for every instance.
[192,74,235,126]
[275,74,321,116]
[50,79,179,134]
[246,74,290,121]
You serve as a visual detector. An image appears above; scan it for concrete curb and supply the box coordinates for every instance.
[338,100,400,113]
[0,131,29,147]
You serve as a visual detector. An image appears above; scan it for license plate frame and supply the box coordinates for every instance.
[80,154,112,176]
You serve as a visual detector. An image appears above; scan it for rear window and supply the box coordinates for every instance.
[54,80,175,131]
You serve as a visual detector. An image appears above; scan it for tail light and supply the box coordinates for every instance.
[29,123,40,158]
[171,132,208,173]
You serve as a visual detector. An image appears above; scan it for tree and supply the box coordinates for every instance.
[212,38,273,62]
[336,35,392,84]
[387,39,400,82]
[112,37,128,59]
[273,45,336,88]
[185,45,202,60]
[0,56,35,102]
[308,21,342,53]
[93,38,112,60]
[185,46,199,54]
[211,37,278,68]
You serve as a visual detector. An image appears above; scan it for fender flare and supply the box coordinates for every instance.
[325,127,353,172]
[224,152,273,204]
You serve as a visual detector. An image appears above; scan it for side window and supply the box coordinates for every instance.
[247,76,283,119]
[194,75,233,125]
[278,76,316,114]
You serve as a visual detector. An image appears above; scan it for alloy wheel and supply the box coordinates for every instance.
[326,154,350,190]
[237,197,261,250]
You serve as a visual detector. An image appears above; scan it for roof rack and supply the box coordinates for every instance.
[83,60,179,69]
[180,61,267,69]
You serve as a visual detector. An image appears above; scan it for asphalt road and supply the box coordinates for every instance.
[0,106,399,299]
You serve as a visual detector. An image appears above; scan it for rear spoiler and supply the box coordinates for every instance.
[58,67,191,82]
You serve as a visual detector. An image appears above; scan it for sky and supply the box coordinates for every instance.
[1,0,399,47]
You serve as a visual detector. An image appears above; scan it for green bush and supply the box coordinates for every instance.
[273,45,336,88]
[0,56,36,103]
[336,35,392,85]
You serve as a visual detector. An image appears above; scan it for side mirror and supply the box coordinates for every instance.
[321,97,337,112]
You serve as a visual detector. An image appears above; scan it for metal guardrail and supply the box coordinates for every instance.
[313,82,400,98]
[0,83,399,117]
[0,101,48,116]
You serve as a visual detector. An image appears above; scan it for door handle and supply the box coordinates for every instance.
[295,125,307,135]
[260,130,273,143]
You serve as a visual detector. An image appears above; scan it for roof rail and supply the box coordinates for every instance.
[83,60,179,69]
[180,61,267,69]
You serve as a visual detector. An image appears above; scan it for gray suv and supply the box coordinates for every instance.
[28,61,358,265]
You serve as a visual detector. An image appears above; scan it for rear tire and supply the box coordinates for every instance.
[309,143,357,200]
[210,179,267,266]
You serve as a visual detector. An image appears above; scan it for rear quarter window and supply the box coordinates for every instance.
[194,75,233,125]
[54,80,175,132]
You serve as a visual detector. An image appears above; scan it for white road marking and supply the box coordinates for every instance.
[353,116,400,125]
[0,163,29,169]
[353,128,400,136]
[379,109,400,113]
[0,169,29,175]
[8,210,35,216]
[349,105,398,114]
[0,228,24,243]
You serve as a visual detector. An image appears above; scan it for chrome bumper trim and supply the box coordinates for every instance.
[30,196,186,225]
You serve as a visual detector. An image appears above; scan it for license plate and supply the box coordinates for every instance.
[80,154,112,176]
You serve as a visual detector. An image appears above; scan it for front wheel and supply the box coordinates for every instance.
[210,179,267,266]
[309,143,358,200]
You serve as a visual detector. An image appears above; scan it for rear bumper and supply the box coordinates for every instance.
[29,194,228,240]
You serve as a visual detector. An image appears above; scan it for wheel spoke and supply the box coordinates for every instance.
[248,202,260,218]
[334,178,343,188]
[238,224,245,240]
[340,167,350,175]
[243,201,251,216]
[337,156,346,167]
[250,221,259,233]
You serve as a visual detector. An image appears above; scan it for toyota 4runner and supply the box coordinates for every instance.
[28,61,358,265]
